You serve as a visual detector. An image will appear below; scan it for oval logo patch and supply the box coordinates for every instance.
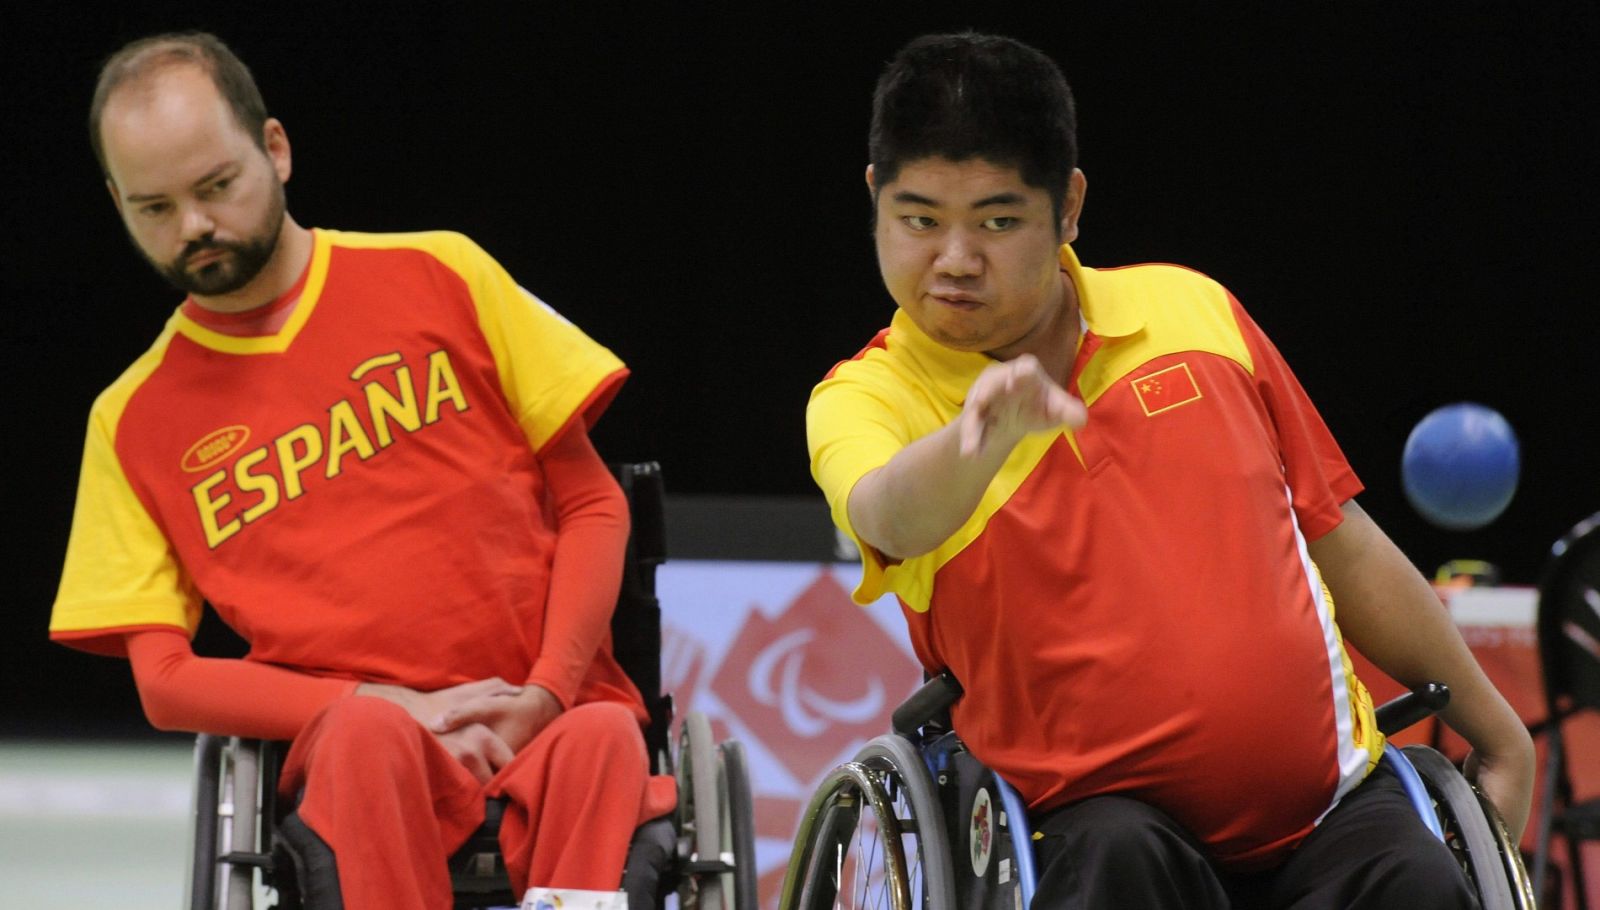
[181,425,250,473]
[970,786,994,877]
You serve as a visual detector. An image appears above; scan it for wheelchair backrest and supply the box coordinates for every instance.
[1537,510,1600,717]
[609,461,672,768]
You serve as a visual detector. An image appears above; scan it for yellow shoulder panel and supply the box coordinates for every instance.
[1075,264,1255,406]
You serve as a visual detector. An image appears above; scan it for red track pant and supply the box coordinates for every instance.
[280,696,677,910]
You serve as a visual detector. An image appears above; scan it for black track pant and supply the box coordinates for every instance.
[1029,762,1478,910]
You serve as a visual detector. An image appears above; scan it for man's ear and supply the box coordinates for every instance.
[263,117,292,183]
[1060,169,1087,242]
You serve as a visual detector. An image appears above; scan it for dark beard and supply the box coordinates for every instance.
[150,184,286,298]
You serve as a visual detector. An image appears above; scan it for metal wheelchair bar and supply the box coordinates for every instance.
[1375,682,1451,737]
[221,737,259,910]
[990,774,1038,907]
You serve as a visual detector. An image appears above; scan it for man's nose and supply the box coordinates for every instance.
[179,204,217,243]
[933,229,982,277]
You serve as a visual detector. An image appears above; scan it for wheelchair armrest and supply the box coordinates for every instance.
[1375,682,1451,736]
[892,671,965,738]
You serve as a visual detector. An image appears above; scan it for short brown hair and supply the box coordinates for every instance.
[89,32,268,177]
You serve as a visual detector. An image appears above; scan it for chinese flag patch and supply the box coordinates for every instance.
[1130,362,1202,416]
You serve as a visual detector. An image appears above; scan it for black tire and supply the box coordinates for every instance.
[678,712,725,910]
[718,740,759,909]
[778,733,956,910]
[850,735,957,910]
[1402,745,1526,910]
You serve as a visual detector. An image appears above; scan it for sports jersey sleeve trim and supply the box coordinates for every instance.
[533,367,629,456]
[806,372,902,604]
[51,622,192,658]
[833,472,893,604]
[51,330,204,654]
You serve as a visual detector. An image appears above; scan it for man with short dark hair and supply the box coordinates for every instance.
[808,32,1533,907]
[52,32,672,909]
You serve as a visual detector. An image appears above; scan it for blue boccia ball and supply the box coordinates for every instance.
[1401,403,1520,531]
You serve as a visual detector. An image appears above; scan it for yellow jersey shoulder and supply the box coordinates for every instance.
[1078,262,1254,403]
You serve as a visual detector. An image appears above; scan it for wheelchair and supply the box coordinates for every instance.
[780,672,1537,910]
[183,462,758,910]
[1531,510,1600,908]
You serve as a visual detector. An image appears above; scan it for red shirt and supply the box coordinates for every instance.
[808,246,1380,869]
[53,229,637,712]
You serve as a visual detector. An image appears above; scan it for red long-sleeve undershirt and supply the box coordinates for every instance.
[125,425,629,740]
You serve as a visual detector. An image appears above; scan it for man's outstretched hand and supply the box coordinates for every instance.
[959,354,1086,457]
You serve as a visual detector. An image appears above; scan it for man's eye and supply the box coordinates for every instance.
[202,179,232,197]
[982,216,1019,231]
[139,202,172,217]
[902,215,936,230]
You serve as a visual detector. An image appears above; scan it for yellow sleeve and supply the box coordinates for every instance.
[51,373,203,656]
[435,234,626,451]
[806,369,913,604]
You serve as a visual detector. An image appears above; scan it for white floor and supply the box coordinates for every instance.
[1,739,195,910]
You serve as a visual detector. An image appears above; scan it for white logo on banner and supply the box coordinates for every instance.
[748,628,885,736]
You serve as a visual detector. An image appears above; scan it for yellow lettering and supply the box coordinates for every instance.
[326,400,377,478]
[275,424,323,499]
[424,349,470,423]
[364,366,421,447]
[234,446,280,523]
[191,470,240,548]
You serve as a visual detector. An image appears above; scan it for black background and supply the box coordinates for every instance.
[4,3,1596,736]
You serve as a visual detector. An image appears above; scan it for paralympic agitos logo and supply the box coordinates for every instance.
[710,573,920,784]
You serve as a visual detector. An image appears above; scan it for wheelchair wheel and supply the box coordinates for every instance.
[718,740,759,909]
[780,734,956,910]
[1402,745,1534,910]
[678,711,727,910]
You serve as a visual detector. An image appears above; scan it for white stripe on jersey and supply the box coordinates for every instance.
[1284,484,1370,824]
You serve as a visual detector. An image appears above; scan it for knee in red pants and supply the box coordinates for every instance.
[282,697,421,788]
[282,696,486,910]
[491,702,655,891]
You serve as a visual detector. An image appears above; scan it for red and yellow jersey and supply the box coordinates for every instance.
[52,229,638,708]
[807,245,1380,869]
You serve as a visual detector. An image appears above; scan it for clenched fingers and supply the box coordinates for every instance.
[437,723,515,784]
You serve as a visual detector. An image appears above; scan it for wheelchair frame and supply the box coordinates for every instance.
[780,673,1535,910]
[1531,510,1600,910]
[182,462,758,910]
